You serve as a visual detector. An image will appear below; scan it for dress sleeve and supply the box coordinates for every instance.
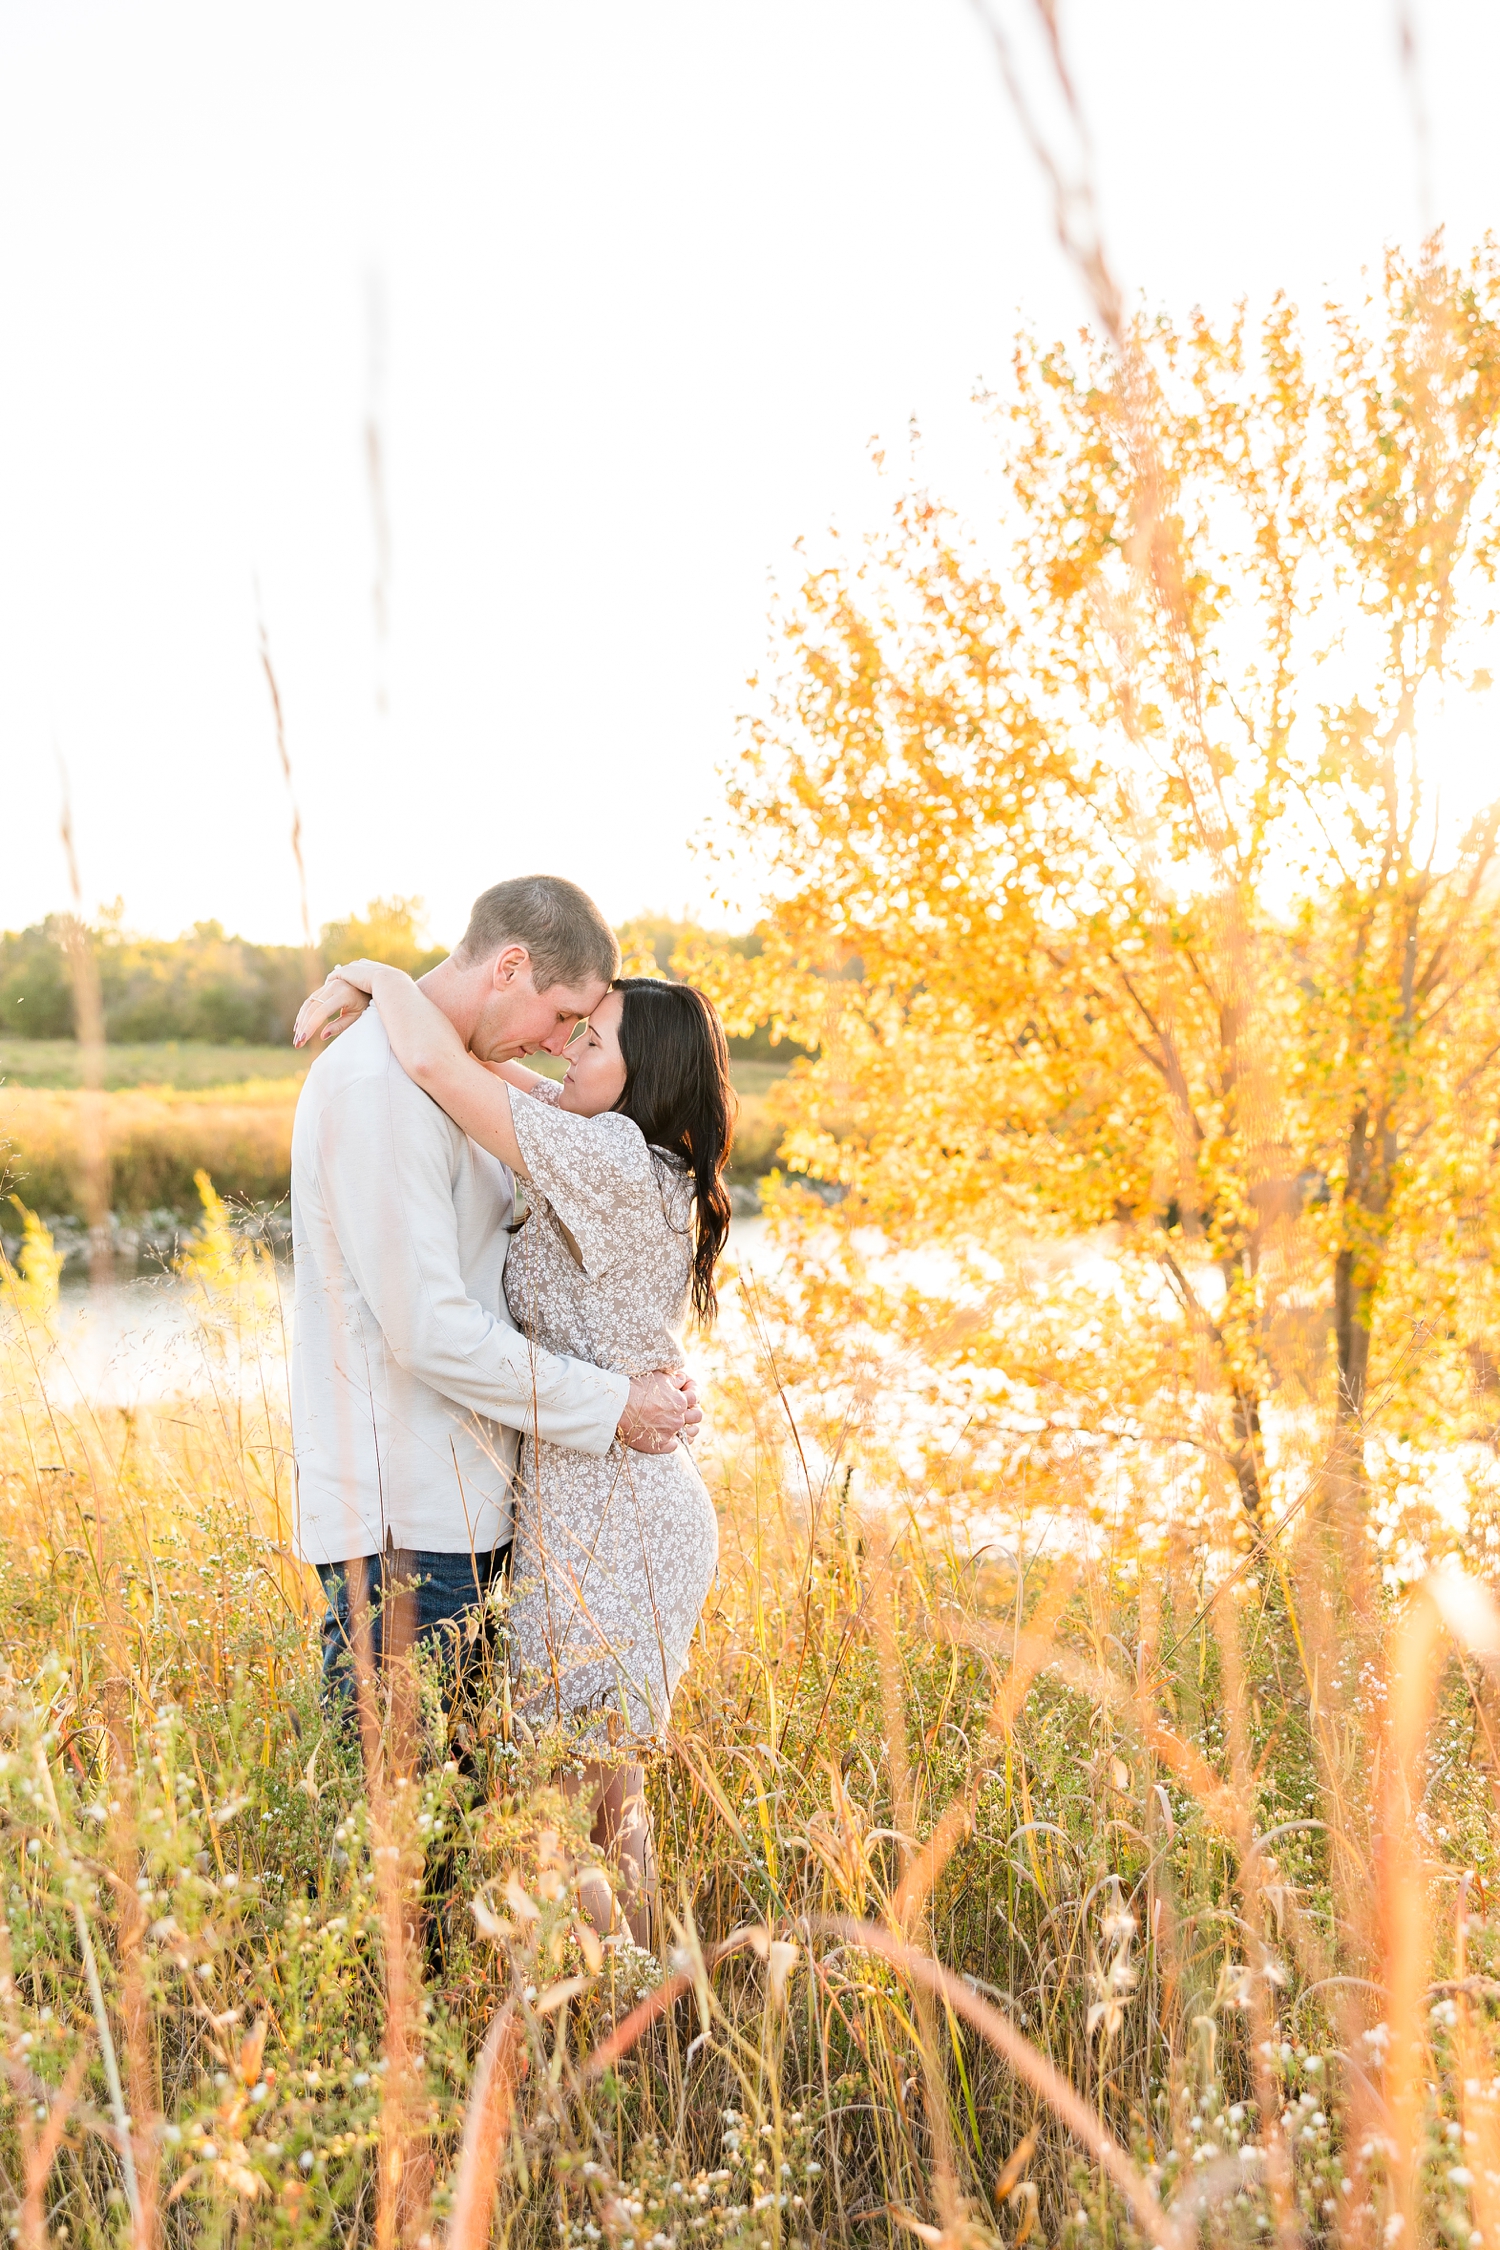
[508,1097,664,1278]
[313,1068,628,1448]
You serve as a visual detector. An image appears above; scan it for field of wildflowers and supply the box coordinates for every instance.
[0,1184,1498,2250]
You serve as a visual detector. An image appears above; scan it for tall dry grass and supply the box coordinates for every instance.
[0,1192,1496,2250]
[0,1067,778,1224]
[0,1082,302,1222]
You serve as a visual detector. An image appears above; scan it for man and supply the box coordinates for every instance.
[289,872,698,1696]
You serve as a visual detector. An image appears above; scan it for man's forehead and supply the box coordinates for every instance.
[544,978,608,1016]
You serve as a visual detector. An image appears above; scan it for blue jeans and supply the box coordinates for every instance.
[316,1544,510,1708]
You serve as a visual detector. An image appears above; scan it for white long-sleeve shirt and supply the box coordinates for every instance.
[289,1012,629,1564]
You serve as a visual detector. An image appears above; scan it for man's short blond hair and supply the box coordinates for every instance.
[454,875,619,994]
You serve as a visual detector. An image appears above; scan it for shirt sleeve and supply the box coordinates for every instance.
[508,1096,667,1279]
[315,1066,629,1451]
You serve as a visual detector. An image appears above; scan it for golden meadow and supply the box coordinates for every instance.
[0,1053,781,1227]
[7,244,1500,2250]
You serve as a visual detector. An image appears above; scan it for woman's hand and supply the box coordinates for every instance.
[293,969,372,1050]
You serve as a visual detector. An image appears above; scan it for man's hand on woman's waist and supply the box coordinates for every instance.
[617,1369,702,1454]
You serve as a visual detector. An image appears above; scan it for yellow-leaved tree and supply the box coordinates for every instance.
[695,243,1500,1545]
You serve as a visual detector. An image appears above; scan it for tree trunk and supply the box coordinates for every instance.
[1333,1242,1374,1427]
[1226,1376,1269,1529]
[1330,1097,1393,1530]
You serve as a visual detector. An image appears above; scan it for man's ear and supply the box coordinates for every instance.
[492,943,532,989]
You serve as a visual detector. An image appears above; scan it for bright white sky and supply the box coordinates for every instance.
[1,0,1497,949]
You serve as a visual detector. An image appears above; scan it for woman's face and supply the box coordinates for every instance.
[557,989,627,1115]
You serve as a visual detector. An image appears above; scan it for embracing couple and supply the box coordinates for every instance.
[288,873,732,1947]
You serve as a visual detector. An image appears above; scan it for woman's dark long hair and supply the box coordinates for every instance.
[612,977,736,1323]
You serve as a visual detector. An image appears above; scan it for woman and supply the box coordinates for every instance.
[292,962,733,1946]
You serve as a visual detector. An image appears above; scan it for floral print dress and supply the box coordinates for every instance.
[502,1081,719,1745]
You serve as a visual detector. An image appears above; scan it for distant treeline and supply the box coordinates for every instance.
[0,899,444,1045]
[0,902,782,1053]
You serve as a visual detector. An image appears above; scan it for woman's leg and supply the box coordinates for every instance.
[559,1760,655,1950]
[557,1762,617,1934]
[594,1763,654,1949]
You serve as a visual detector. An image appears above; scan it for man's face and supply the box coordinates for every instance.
[468,947,608,1063]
